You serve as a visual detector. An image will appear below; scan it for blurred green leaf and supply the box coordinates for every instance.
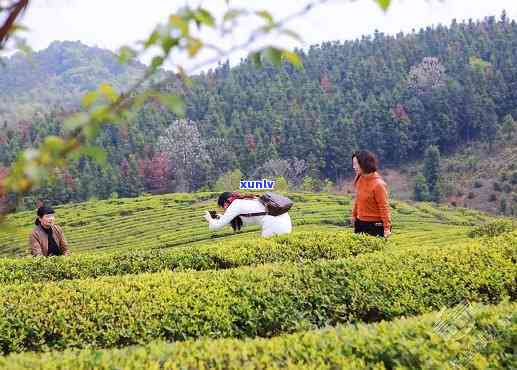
[43,136,65,152]
[161,36,179,54]
[99,83,119,103]
[282,29,303,42]
[81,146,107,165]
[131,93,149,111]
[157,94,185,117]
[81,91,99,109]
[90,105,110,121]
[169,15,189,36]
[282,50,303,68]
[376,0,391,11]
[23,149,39,162]
[256,10,274,24]
[258,24,275,34]
[64,112,90,132]
[223,9,247,23]
[187,38,203,57]
[263,47,283,66]
[84,123,101,141]
[176,66,194,88]
[144,30,161,48]
[7,24,29,34]
[250,51,262,67]
[118,46,136,64]
[151,56,164,71]
[195,8,215,27]
[24,163,47,183]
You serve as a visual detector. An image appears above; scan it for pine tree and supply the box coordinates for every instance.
[423,145,442,202]
[413,174,431,201]
[499,198,507,215]
[118,157,144,198]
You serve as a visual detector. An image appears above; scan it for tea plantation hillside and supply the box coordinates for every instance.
[0,192,496,257]
[0,192,515,369]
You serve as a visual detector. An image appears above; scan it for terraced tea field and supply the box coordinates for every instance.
[0,192,514,369]
[0,192,494,257]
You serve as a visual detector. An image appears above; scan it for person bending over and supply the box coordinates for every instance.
[203,192,292,237]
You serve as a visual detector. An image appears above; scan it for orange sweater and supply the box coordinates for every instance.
[352,172,391,231]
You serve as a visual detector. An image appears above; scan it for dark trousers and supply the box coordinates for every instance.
[354,219,385,237]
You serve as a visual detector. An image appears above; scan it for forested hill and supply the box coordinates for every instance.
[0,40,147,123]
[1,13,517,212]
[183,12,517,175]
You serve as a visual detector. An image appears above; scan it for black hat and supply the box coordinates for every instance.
[37,206,55,217]
[217,192,232,208]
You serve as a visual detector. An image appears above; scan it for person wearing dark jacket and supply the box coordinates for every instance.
[29,206,70,257]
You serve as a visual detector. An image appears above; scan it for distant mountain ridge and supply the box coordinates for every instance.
[0,40,147,123]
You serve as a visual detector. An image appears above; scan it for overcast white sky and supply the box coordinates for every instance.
[10,0,517,71]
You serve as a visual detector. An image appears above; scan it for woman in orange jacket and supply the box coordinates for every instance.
[351,150,391,238]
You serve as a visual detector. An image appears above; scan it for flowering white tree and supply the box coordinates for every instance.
[408,57,446,94]
[253,157,308,188]
[158,119,211,192]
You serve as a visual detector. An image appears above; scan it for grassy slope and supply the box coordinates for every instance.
[0,192,494,258]
[337,136,517,216]
[395,138,517,215]
[439,138,517,213]
[0,192,514,369]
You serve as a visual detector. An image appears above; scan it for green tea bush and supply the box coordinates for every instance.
[1,302,515,369]
[0,231,385,284]
[468,219,515,238]
[0,235,514,354]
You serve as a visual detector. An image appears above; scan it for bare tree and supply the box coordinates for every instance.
[253,157,308,188]
[286,158,309,187]
[157,119,211,192]
[408,57,446,94]
[253,159,290,179]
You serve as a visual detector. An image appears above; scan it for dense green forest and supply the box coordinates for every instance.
[1,13,517,209]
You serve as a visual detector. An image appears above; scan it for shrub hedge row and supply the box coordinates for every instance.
[0,231,386,284]
[468,219,515,238]
[0,234,514,354]
[1,302,515,369]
